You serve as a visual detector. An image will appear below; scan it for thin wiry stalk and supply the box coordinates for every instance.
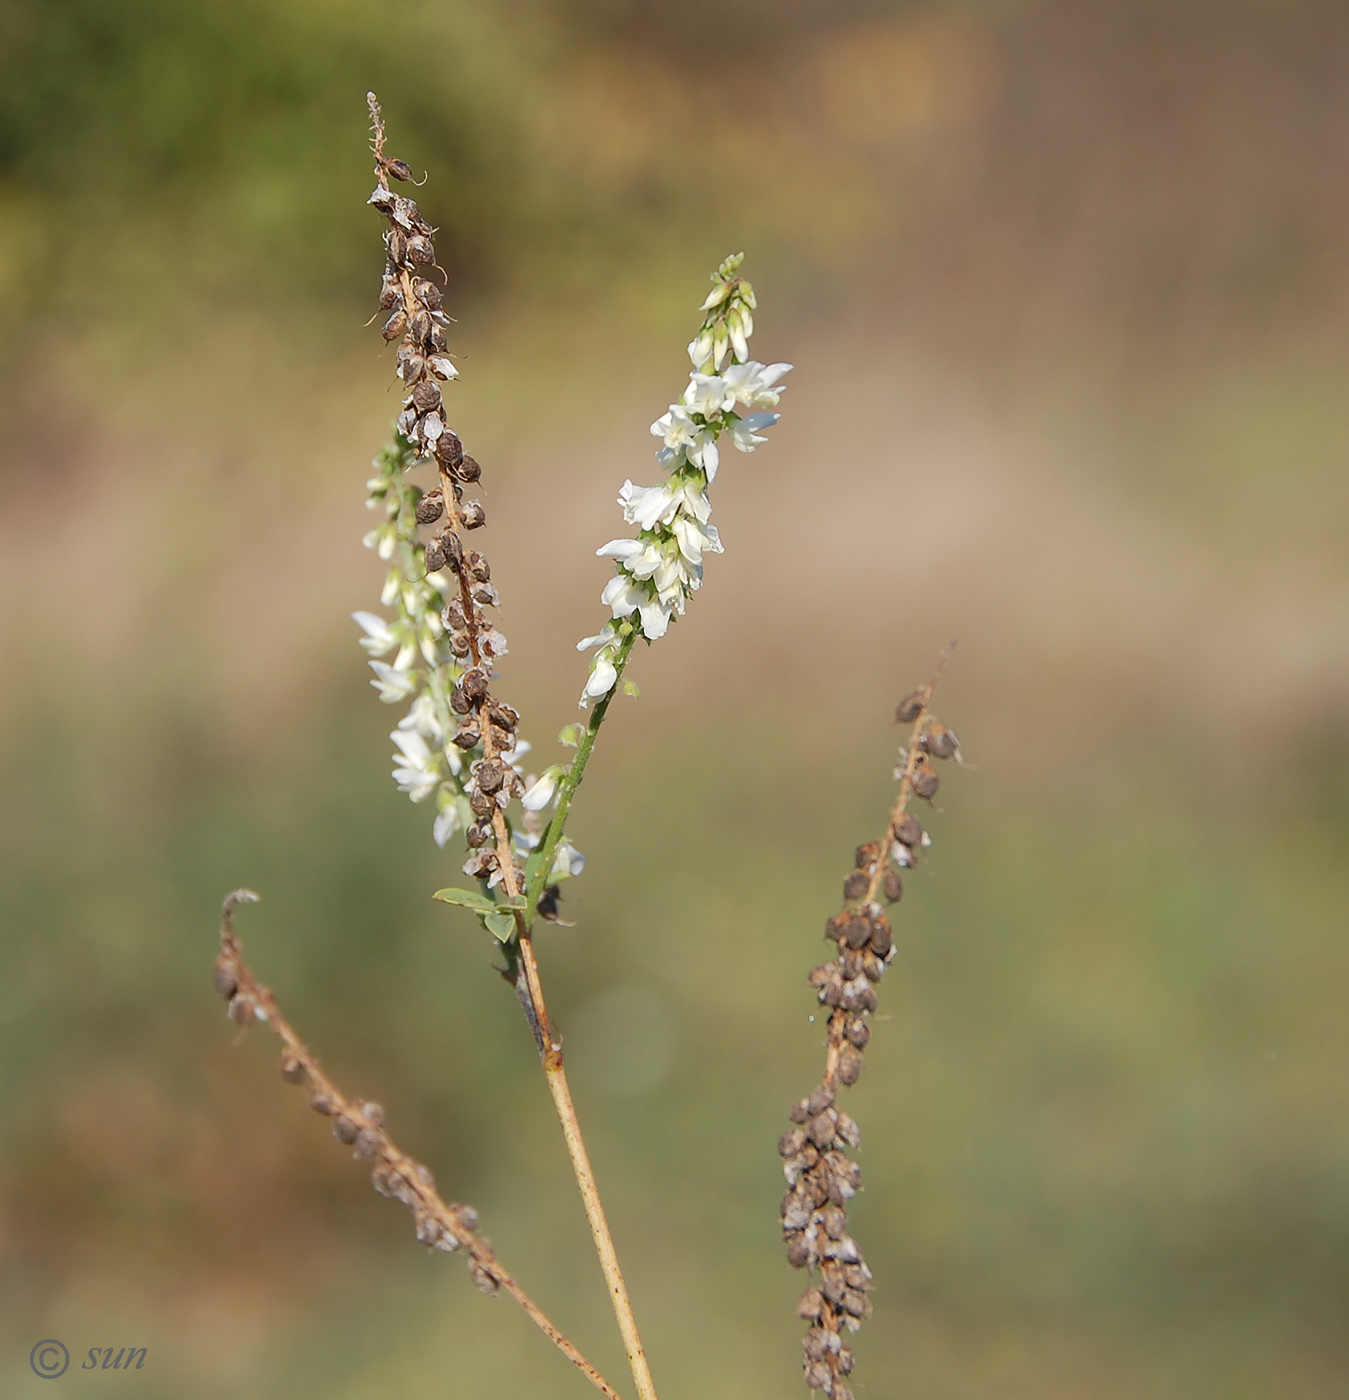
[212,892,624,1400]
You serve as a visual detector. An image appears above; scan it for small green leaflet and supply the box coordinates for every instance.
[432,888,524,941]
[557,723,583,748]
[622,679,641,698]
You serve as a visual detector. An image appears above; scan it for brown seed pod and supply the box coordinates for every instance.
[779,1127,808,1160]
[807,963,837,988]
[415,491,444,524]
[843,915,871,950]
[809,1111,839,1149]
[409,308,432,344]
[846,1017,870,1048]
[333,1115,360,1145]
[451,723,480,750]
[424,537,447,572]
[378,273,400,309]
[476,758,505,794]
[868,918,893,958]
[797,1288,825,1321]
[803,1328,831,1362]
[460,500,486,530]
[854,840,882,869]
[843,983,876,1014]
[861,949,885,982]
[396,344,425,382]
[926,724,958,760]
[806,1085,835,1115]
[789,1099,811,1125]
[461,668,489,701]
[412,277,442,309]
[785,1233,811,1269]
[882,868,904,902]
[469,789,495,818]
[406,235,434,266]
[456,453,482,482]
[895,690,925,723]
[894,814,923,847]
[842,871,870,901]
[821,1271,847,1305]
[465,552,490,581]
[385,157,415,182]
[212,957,237,1000]
[354,1130,380,1158]
[822,1205,847,1240]
[381,309,407,342]
[279,1053,306,1084]
[835,1111,861,1147]
[227,995,255,1027]
[912,759,940,799]
[411,380,441,413]
[465,820,492,848]
[839,948,864,981]
[386,228,407,265]
[449,684,470,715]
[837,1047,863,1085]
[309,1092,334,1115]
[436,429,464,468]
[804,1361,832,1391]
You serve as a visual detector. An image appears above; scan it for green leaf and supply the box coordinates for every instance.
[483,911,516,941]
[622,679,641,698]
[557,723,583,748]
[432,888,497,914]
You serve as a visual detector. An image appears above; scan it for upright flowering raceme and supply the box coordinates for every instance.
[578,253,791,705]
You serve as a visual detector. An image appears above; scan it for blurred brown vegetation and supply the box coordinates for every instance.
[2,1,1348,1396]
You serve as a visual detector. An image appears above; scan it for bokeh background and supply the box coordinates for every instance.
[2,1,1348,1395]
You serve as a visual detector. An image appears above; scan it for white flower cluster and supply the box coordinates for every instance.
[357,440,482,848]
[579,254,791,706]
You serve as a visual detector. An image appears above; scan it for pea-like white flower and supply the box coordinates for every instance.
[723,360,791,409]
[369,659,418,703]
[352,610,398,656]
[582,656,619,701]
[391,728,441,801]
[521,766,565,811]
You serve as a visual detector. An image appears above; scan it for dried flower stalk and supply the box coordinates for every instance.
[363,93,659,1400]
[780,646,960,1399]
[213,891,623,1400]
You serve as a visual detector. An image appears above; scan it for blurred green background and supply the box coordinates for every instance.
[2,0,1348,1396]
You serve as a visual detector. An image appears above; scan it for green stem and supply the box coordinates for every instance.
[523,629,638,921]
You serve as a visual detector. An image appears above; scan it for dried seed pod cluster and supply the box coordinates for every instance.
[781,669,961,1398]
[360,94,546,903]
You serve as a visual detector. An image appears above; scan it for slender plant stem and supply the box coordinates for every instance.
[503,626,661,1400]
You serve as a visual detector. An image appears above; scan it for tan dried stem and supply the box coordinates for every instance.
[366,94,660,1400]
[214,891,623,1400]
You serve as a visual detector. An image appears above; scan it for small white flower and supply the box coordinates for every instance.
[722,411,779,454]
[433,804,461,847]
[601,571,648,620]
[369,660,418,703]
[682,373,734,419]
[550,838,586,880]
[577,624,619,652]
[672,515,722,566]
[722,360,792,409]
[390,728,440,801]
[618,480,681,531]
[352,610,397,657]
[581,656,618,705]
[521,768,563,811]
[397,691,445,744]
[596,538,643,561]
[639,598,672,639]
